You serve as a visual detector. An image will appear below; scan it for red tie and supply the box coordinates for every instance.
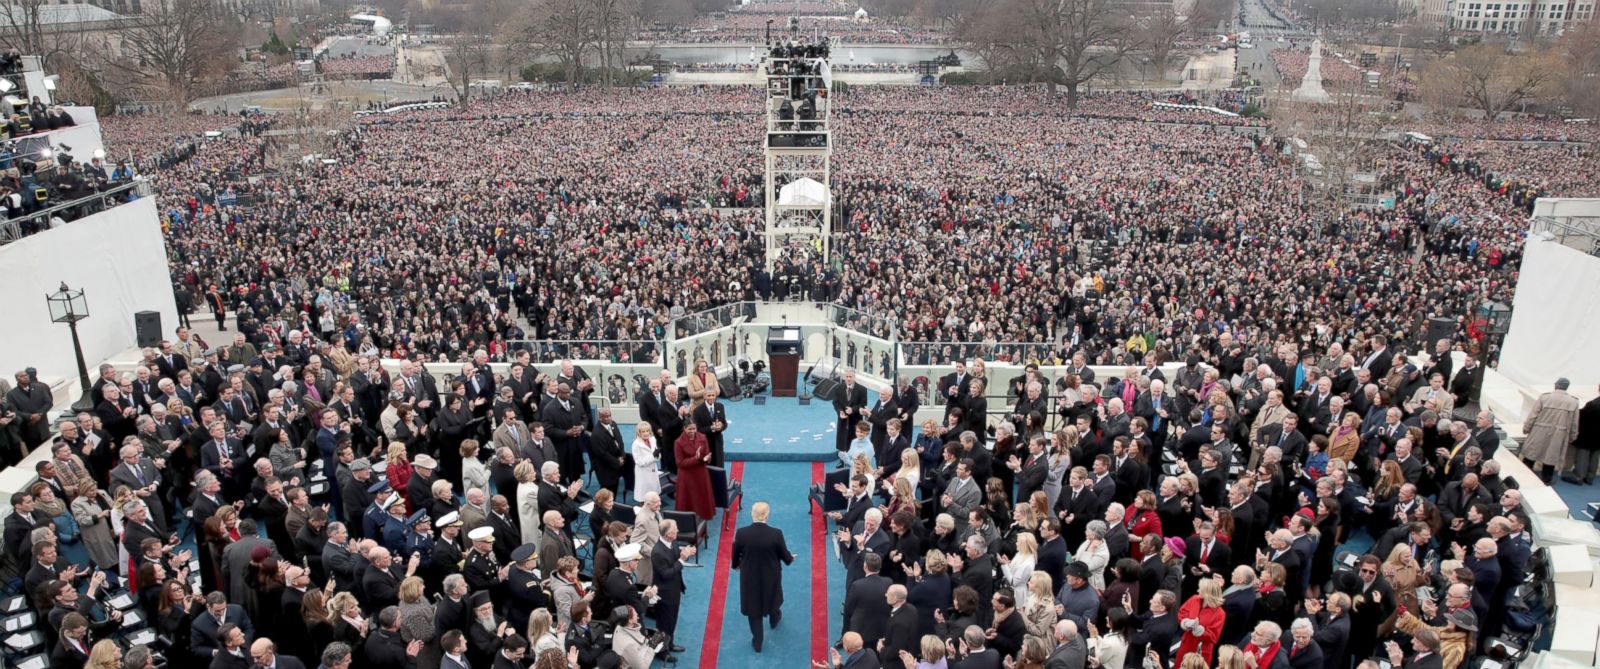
[1200,542,1210,563]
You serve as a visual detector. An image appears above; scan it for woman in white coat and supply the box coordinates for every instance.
[632,423,662,501]
[513,461,540,542]
[1001,531,1039,609]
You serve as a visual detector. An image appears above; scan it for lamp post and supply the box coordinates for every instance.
[46,282,91,408]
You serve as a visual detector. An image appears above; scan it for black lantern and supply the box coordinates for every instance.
[1479,300,1512,337]
[46,282,92,407]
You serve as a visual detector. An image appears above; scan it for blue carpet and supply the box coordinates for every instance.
[715,462,828,667]
[1550,476,1600,522]
[717,391,880,462]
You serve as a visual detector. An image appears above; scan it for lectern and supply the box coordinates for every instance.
[768,326,803,397]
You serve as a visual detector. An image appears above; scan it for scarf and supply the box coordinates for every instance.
[1223,583,1255,598]
[1245,641,1282,669]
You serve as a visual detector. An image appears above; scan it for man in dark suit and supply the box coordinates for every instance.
[843,553,892,650]
[1385,626,1445,669]
[190,593,255,662]
[1132,380,1173,452]
[1285,620,1324,669]
[589,408,629,494]
[1155,478,1191,538]
[1183,524,1231,597]
[362,607,422,669]
[955,536,996,628]
[833,370,869,453]
[1359,337,1392,381]
[1013,437,1050,502]
[1450,355,1483,406]
[652,520,692,654]
[1129,590,1182,667]
[111,444,171,534]
[693,388,730,468]
[1305,593,1351,669]
[1036,519,1069,593]
[1256,415,1308,474]
[3,492,41,568]
[878,584,919,662]
[155,340,189,380]
[540,384,587,483]
[838,508,891,586]
[485,496,522,564]
[949,626,1002,669]
[1111,438,1144,507]
[1135,536,1167,613]
[1470,409,1501,461]
[199,420,249,501]
[209,623,252,669]
[938,361,972,418]
[1262,530,1303,603]
[731,502,795,652]
[360,547,411,612]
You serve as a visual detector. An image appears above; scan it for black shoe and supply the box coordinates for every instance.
[1562,474,1585,484]
[770,612,781,628]
[752,640,763,653]
[670,645,686,653]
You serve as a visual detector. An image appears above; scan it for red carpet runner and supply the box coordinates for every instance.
[810,461,828,663]
[697,461,744,669]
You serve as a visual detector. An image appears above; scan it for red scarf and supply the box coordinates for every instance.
[1245,641,1282,669]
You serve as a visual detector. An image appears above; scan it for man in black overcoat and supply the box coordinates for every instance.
[731,501,795,653]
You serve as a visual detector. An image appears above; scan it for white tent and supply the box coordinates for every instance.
[350,14,393,36]
[778,178,830,206]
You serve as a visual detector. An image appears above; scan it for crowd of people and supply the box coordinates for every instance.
[807,334,1594,668]
[91,84,1573,368]
[2,66,1598,669]
[638,10,948,45]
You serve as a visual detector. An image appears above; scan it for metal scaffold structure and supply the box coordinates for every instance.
[761,17,834,274]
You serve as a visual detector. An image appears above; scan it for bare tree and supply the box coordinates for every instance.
[504,0,596,90]
[1421,43,1558,120]
[1556,21,1600,119]
[0,0,83,70]
[113,0,237,105]
[1019,0,1129,107]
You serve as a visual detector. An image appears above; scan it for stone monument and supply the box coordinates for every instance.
[1292,40,1332,103]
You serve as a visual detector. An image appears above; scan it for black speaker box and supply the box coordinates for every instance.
[134,311,162,347]
[1425,316,1454,350]
[814,378,839,402]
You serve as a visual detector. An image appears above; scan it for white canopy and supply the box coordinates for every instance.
[778,178,830,206]
[350,14,393,36]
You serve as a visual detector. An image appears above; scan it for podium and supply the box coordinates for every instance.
[768,326,803,397]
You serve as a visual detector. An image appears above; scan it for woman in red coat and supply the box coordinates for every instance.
[1175,577,1226,664]
[1127,490,1163,560]
[674,421,716,520]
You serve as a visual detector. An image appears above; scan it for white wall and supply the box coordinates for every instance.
[1499,235,1600,389]
[0,197,176,388]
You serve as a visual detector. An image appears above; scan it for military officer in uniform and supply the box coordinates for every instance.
[463,526,509,608]
[432,511,465,580]
[404,510,436,586]
[380,497,411,555]
[505,544,547,635]
[363,483,396,540]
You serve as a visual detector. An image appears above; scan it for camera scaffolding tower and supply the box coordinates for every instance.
[761,19,834,275]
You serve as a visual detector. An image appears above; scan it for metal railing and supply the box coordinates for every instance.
[671,301,757,338]
[0,179,149,245]
[500,339,665,364]
[1530,215,1600,257]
